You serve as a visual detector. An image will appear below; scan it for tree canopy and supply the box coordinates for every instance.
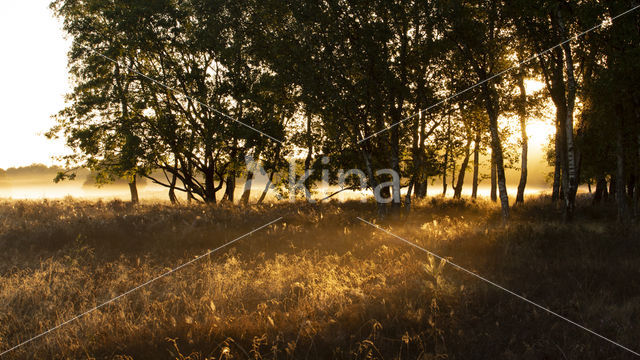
[48,0,640,221]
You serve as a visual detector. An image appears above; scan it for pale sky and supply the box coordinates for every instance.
[0,0,70,169]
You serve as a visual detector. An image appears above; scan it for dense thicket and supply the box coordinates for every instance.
[48,0,640,221]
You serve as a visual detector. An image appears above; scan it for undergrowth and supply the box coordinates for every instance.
[0,196,638,359]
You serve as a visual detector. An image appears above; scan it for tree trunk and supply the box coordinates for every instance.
[240,167,254,205]
[442,115,451,197]
[415,179,428,199]
[490,151,497,202]
[555,8,579,220]
[361,148,386,217]
[452,159,457,187]
[561,51,578,220]
[558,102,569,208]
[415,107,429,200]
[404,177,415,212]
[592,175,607,205]
[223,144,238,203]
[129,176,139,204]
[224,172,236,203]
[257,170,276,205]
[168,170,178,204]
[454,138,471,199]
[489,120,509,220]
[482,81,509,220]
[451,160,457,192]
[406,105,422,210]
[183,161,194,204]
[472,130,480,199]
[204,168,217,204]
[616,115,630,223]
[256,144,283,205]
[115,64,139,206]
[610,176,616,202]
[549,57,566,205]
[390,125,402,211]
[442,147,449,197]
[551,126,562,202]
[515,70,528,205]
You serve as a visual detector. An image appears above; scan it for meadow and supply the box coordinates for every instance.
[0,196,638,359]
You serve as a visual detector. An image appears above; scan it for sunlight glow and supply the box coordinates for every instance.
[524,79,545,93]
[527,119,555,148]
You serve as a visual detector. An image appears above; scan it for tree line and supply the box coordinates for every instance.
[47,0,640,222]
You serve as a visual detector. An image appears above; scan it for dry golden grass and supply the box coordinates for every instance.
[0,196,638,359]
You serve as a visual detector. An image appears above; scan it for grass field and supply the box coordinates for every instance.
[0,196,639,359]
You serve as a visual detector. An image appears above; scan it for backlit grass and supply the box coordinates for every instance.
[0,197,638,359]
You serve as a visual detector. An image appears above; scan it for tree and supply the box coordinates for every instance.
[515,65,529,205]
[438,0,513,220]
[49,0,159,203]
[51,0,290,204]
[262,0,445,214]
[576,0,640,221]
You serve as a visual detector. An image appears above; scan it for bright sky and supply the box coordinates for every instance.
[0,0,70,169]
